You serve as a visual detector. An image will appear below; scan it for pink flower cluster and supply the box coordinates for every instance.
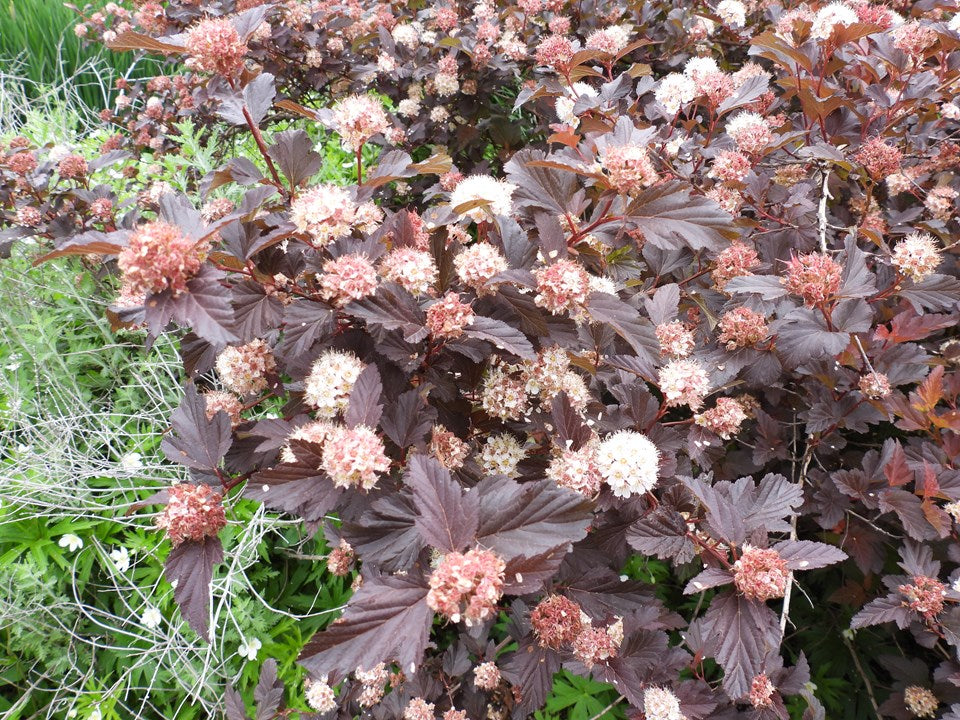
[203,390,244,427]
[733,546,790,602]
[656,320,695,357]
[546,443,603,496]
[321,425,390,490]
[659,358,711,410]
[892,232,942,281]
[782,252,843,306]
[426,292,475,339]
[379,246,438,295]
[709,150,752,184]
[473,661,501,690]
[600,144,659,195]
[859,371,892,399]
[713,241,760,290]
[215,339,276,396]
[571,623,620,669]
[290,184,358,246]
[320,253,379,306]
[748,673,776,708]
[57,154,88,179]
[404,697,435,720]
[717,307,768,349]
[426,548,506,625]
[535,34,575,70]
[695,396,750,439]
[327,539,356,576]
[332,94,391,151]
[534,259,591,315]
[185,18,248,76]
[904,686,939,718]
[898,575,947,619]
[453,242,508,293]
[429,425,470,469]
[117,221,209,297]
[854,137,902,180]
[155,483,226,546]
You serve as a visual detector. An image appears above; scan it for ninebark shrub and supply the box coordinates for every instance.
[4,0,960,717]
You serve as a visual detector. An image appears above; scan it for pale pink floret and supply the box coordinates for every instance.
[429,426,470,469]
[327,539,355,576]
[892,232,942,281]
[859,371,892,399]
[474,661,501,690]
[748,673,776,709]
[426,292,475,339]
[203,390,243,427]
[290,185,357,246]
[547,443,603,496]
[643,686,685,720]
[709,150,752,184]
[155,483,226,546]
[332,94,391,151]
[215,340,276,396]
[655,73,697,115]
[379,246,438,295]
[320,253,379,306]
[694,396,749,438]
[534,259,591,315]
[427,548,506,625]
[717,307,768,349]
[321,425,390,490]
[453,242,509,292]
[892,21,938,59]
[404,698,435,720]
[481,365,529,420]
[854,137,902,180]
[280,420,335,463]
[571,624,620,669]
[117,221,209,297]
[713,241,760,290]
[733,546,790,601]
[782,252,843,306]
[656,321,695,358]
[443,709,467,720]
[601,144,659,194]
[185,18,248,75]
[304,349,365,418]
[535,34,575,69]
[659,358,711,410]
[584,25,630,55]
[726,112,772,155]
[925,186,957,221]
[304,677,337,713]
[898,575,947,619]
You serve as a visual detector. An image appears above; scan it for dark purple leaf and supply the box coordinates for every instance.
[475,477,592,562]
[169,266,240,344]
[500,638,561,718]
[347,283,427,342]
[344,364,384,429]
[505,149,581,216]
[246,441,343,523]
[216,73,276,126]
[900,274,960,313]
[549,392,593,452]
[587,292,660,360]
[165,536,224,639]
[681,475,746,546]
[342,492,425,572]
[233,279,283,341]
[364,149,416,188]
[684,567,734,594]
[254,658,283,720]
[225,685,249,720]
[280,300,336,357]
[626,507,695,561]
[161,383,232,472]
[850,594,913,630]
[626,181,737,251]
[703,591,782,699]
[744,474,803,534]
[502,548,567,594]
[406,455,479,553]
[878,488,940,540]
[464,315,536,360]
[299,572,433,678]
[724,274,789,300]
[381,389,437,449]
[772,540,846,570]
[267,129,323,188]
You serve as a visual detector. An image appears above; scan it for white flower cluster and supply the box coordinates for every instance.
[304,349,365,417]
[595,430,660,498]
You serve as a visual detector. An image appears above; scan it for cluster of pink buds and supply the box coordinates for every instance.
[155,483,226,546]
[733,546,790,602]
[427,549,506,625]
[117,221,210,297]
[898,576,947,620]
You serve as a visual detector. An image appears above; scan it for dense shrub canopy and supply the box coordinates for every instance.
[5,0,960,718]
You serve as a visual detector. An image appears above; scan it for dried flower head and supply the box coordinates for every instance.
[596,430,659,497]
[733,546,790,601]
[57,154,88,179]
[15,206,42,227]
[427,548,506,625]
[185,18,248,75]
[531,594,584,649]
[155,483,226,546]
[304,349,365,418]
[215,340,276,396]
[321,424,390,490]
[117,221,209,297]
[429,426,470,469]
[859,371,892,399]
[782,252,843,306]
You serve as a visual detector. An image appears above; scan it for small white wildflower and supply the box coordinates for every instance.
[238,637,263,661]
[110,546,131,573]
[140,606,163,629]
[59,534,83,552]
[120,452,143,470]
